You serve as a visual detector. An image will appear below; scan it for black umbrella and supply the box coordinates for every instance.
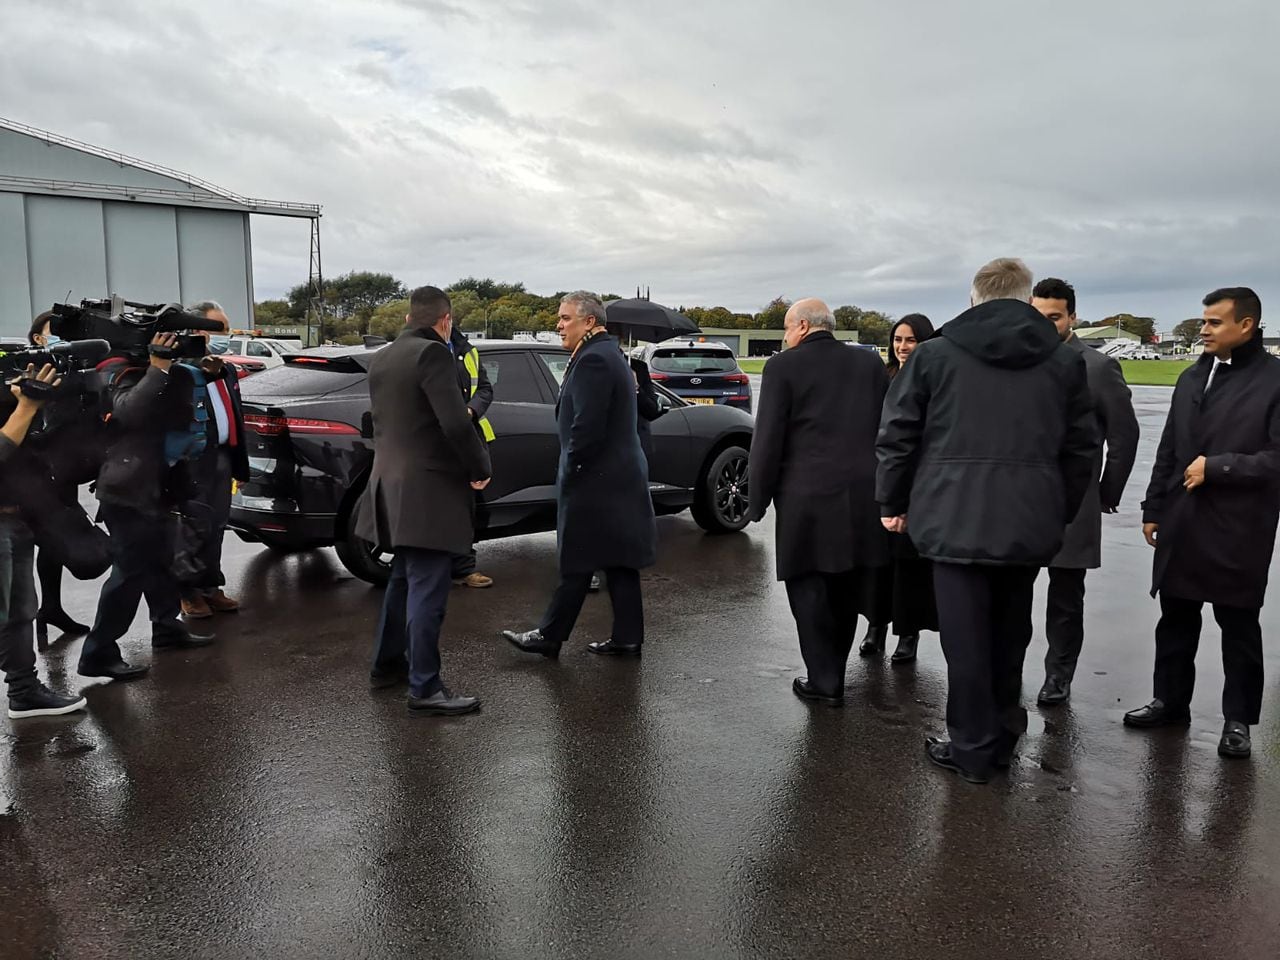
[604,298,701,344]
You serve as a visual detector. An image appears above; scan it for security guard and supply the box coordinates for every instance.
[450,327,494,587]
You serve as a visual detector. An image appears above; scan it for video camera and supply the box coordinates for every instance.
[49,295,225,363]
[0,338,112,400]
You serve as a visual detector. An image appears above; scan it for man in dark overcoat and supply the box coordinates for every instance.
[1030,279,1140,706]
[747,298,890,705]
[502,292,656,658]
[357,286,491,716]
[1125,287,1280,759]
[877,258,1098,784]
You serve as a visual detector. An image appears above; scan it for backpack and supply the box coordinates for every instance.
[99,358,209,465]
[163,362,210,465]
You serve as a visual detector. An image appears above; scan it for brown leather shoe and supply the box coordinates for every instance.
[181,597,213,619]
[206,590,240,613]
[453,572,494,589]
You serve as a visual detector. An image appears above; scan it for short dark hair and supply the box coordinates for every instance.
[1032,278,1076,316]
[407,286,451,328]
[28,310,54,345]
[1203,287,1262,329]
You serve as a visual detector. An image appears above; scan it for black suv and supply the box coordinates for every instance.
[229,340,754,583]
[636,339,752,413]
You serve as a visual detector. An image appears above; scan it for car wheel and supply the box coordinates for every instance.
[334,502,393,586]
[692,444,750,533]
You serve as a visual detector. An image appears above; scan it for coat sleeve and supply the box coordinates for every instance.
[1096,355,1140,509]
[875,354,927,517]
[1205,393,1280,486]
[1142,386,1183,523]
[467,354,494,420]
[746,356,789,522]
[632,360,664,423]
[420,344,491,481]
[563,351,613,479]
[110,366,173,429]
[1059,354,1100,523]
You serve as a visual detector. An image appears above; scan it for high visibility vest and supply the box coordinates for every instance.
[463,347,496,442]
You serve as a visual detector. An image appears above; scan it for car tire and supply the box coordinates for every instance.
[334,500,393,586]
[692,444,750,534]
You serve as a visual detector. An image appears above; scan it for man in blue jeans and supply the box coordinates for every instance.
[355,287,491,716]
[0,364,86,718]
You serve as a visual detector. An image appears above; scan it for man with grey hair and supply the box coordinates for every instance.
[502,291,656,658]
[748,298,890,705]
[877,259,1097,783]
[178,299,249,620]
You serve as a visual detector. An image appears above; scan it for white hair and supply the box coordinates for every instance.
[790,301,836,331]
[188,300,225,317]
[560,291,606,325]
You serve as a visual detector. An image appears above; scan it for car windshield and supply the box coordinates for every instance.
[649,350,737,374]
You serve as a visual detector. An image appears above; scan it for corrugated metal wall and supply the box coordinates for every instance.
[0,192,253,337]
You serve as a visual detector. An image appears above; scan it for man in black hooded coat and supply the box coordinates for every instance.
[877,258,1098,784]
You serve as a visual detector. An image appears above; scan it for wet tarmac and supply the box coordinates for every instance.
[3,386,1279,959]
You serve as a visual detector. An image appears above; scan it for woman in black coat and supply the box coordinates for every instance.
[27,312,90,638]
[860,314,938,664]
[503,293,657,657]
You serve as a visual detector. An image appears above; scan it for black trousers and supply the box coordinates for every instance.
[80,502,184,667]
[372,547,452,698]
[538,567,643,647]
[181,447,233,599]
[1043,566,1087,682]
[0,516,39,696]
[1153,593,1264,724]
[784,569,866,698]
[933,562,1039,774]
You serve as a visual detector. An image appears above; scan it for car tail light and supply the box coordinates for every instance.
[243,414,359,436]
[649,372,668,381]
[724,373,749,384]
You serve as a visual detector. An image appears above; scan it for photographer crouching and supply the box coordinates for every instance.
[0,364,87,717]
[177,301,248,621]
[77,331,217,683]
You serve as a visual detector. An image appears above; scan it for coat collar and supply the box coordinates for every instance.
[403,326,447,347]
[794,330,835,349]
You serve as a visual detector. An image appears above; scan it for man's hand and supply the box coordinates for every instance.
[9,363,61,410]
[149,332,177,371]
[468,407,477,420]
[471,477,491,491]
[1183,455,1207,491]
[881,515,907,534]
[1143,522,1159,547]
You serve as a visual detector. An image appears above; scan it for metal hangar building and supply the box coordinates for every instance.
[0,117,320,338]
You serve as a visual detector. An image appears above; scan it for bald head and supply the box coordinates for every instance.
[783,298,835,349]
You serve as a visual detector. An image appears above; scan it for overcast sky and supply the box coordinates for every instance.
[5,0,1277,330]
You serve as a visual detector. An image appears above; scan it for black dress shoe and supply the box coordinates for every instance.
[1123,698,1191,728]
[408,687,481,716]
[587,638,642,657]
[36,608,91,639]
[858,623,888,657]
[890,633,919,664]
[77,659,150,682]
[370,661,409,689]
[152,630,215,650]
[1037,675,1071,707]
[925,737,991,784]
[792,677,843,707]
[502,629,560,658]
[1218,720,1251,759]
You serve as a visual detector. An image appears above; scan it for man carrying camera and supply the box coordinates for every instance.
[78,332,215,683]
[178,301,249,620]
[1,364,87,717]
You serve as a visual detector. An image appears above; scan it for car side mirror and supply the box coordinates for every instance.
[656,393,673,412]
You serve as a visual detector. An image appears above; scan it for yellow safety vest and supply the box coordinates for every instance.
[463,347,496,442]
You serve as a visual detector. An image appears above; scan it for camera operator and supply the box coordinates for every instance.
[25,311,91,638]
[177,301,248,620]
[0,363,87,717]
[77,332,216,683]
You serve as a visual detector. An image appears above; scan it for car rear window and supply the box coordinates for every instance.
[239,363,366,399]
[650,349,738,374]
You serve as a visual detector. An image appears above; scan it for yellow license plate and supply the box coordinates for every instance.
[689,397,716,405]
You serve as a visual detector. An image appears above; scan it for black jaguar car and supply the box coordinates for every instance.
[229,340,754,584]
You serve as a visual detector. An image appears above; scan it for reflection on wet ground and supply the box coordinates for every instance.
[2,386,1278,958]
